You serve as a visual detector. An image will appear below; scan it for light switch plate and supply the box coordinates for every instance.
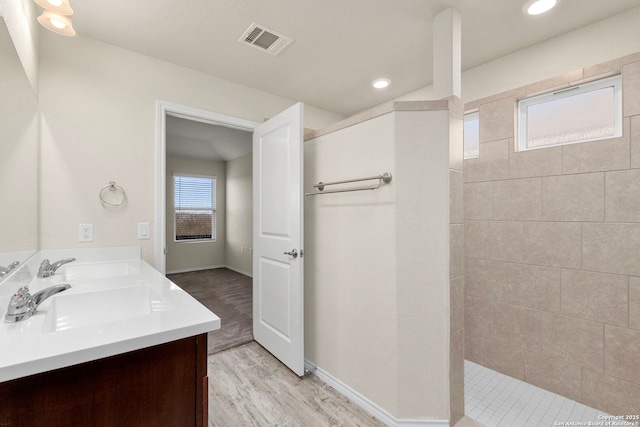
[137,222,150,240]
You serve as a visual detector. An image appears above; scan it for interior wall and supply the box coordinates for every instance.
[304,102,453,421]
[37,31,344,264]
[305,112,398,414]
[394,108,452,420]
[395,6,640,104]
[225,153,253,276]
[165,154,226,273]
[463,53,640,416]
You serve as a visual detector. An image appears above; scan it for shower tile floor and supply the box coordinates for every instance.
[465,360,612,427]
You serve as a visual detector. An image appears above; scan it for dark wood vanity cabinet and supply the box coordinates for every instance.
[0,334,208,427]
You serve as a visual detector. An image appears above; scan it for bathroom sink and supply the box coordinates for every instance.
[62,261,140,281]
[41,286,171,333]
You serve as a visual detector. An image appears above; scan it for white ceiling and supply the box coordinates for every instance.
[71,0,640,117]
[69,1,640,160]
[166,115,252,162]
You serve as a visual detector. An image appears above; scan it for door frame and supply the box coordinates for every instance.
[154,100,261,274]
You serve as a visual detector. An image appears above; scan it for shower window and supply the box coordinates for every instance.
[464,112,480,159]
[517,75,622,152]
[173,173,216,242]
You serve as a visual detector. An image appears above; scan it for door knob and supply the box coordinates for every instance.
[283,249,298,259]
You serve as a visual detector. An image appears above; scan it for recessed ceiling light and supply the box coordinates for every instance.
[37,10,76,36]
[523,0,558,15]
[371,78,391,89]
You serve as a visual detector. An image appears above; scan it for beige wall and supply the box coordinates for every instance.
[463,53,640,415]
[37,31,343,264]
[165,154,226,273]
[305,103,454,421]
[167,152,253,275]
[396,6,640,104]
[225,153,253,276]
[305,112,398,414]
[394,108,452,419]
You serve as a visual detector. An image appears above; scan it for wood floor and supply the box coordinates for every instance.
[170,269,385,424]
[172,269,383,425]
[171,269,483,426]
[208,342,387,427]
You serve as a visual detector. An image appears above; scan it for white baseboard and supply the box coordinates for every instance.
[304,359,450,427]
[225,265,253,278]
[166,265,225,274]
[166,264,253,277]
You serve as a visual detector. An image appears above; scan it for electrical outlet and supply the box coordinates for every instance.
[249,247,253,255]
[241,246,244,254]
[79,224,93,242]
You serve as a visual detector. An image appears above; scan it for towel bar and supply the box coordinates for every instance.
[305,172,392,196]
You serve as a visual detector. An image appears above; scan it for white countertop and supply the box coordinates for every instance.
[0,248,220,382]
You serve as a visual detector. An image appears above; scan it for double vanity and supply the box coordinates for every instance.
[0,246,220,427]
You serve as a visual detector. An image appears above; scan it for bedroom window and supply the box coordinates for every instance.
[174,173,216,242]
[517,75,622,151]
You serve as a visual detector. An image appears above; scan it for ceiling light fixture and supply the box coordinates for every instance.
[523,0,558,15]
[33,0,75,36]
[37,10,76,36]
[33,0,73,16]
[372,78,391,89]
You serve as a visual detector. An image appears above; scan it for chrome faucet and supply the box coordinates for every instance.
[37,258,76,278]
[0,261,20,279]
[4,284,71,323]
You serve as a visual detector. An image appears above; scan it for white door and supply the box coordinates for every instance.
[253,102,304,376]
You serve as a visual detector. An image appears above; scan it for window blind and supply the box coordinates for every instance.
[173,174,216,241]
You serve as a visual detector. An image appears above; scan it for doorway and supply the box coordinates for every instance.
[156,101,258,353]
[155,100,306,376]
[165,115,253,275]
[154,101,260,274]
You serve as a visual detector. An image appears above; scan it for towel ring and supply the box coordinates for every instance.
[100,181,127,207]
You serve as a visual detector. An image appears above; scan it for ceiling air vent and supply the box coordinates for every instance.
[239,22,293,56]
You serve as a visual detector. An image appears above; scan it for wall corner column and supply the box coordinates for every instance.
[394,108,451,420]
[433,7,461,100]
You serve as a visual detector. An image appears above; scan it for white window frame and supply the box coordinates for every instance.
[463,111,480,160]
[517,75,622,152]
[173,173,216,243]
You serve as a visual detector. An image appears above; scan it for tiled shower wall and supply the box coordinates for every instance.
[463,52,640,416]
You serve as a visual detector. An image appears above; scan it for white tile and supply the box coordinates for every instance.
[489,415,503,425]
[583,407,598,420]
[464,360,610,427]
[568,403,586,422]
[477,413,493,424]
[557,399,576,419]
